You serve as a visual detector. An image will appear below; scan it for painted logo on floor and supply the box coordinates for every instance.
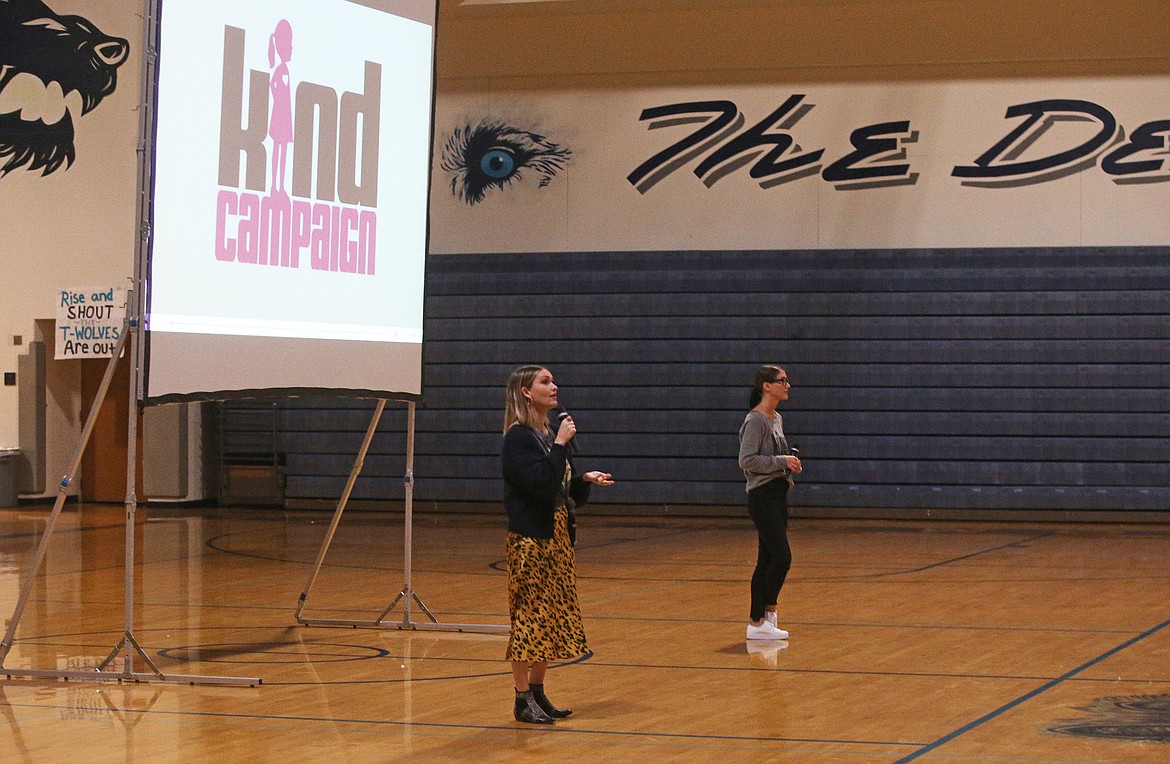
[1049,694,1170,742]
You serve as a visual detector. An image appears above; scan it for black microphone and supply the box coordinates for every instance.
[554,407,580,453]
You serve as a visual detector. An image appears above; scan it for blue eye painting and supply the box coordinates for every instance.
[441,121,571,205]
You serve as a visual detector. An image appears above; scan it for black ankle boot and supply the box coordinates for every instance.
[530,683,572,718]
[514,690,555,724]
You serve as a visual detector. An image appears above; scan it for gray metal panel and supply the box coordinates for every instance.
[223,246,1170,514]
[16,341,45,494]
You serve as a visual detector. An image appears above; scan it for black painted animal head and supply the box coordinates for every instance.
[0,0,129,176]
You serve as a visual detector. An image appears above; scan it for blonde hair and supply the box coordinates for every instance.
[503,365,549,434]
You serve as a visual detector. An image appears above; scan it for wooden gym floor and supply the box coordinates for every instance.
[0,503,1168,762]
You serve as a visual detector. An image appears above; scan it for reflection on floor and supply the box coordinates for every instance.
[1,504,1169,762]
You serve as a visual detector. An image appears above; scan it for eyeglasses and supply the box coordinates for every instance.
[768,377,791,386]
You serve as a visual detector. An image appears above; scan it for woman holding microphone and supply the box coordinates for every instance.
[501,365,613,724]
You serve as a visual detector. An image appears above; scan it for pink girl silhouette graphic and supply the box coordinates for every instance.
[268,20,293,193]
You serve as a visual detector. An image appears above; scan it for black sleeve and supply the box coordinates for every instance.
[502,426,568,501]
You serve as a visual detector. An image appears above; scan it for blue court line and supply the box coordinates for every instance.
[891,615,1170,763]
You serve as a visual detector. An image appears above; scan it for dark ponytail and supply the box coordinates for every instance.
[749,365,785,409]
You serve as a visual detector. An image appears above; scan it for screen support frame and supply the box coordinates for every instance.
[0,0,259,687]
[294,400,509,634]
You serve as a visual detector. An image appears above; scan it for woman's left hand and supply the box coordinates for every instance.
[583,471,615,486]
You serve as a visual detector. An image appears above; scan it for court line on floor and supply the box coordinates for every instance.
[0,698,927,751]
[891,614,1170,763]
[876,531,1054,576]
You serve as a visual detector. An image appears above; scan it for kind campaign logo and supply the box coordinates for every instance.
[215,21,380,276]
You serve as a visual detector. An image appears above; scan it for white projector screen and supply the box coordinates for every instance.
[144,0,436,403]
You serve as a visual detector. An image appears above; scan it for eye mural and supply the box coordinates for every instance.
[441,121,571,205]
[0,0,130,177]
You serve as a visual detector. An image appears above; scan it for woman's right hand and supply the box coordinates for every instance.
[554,415,577,446]
[785,455,802,474]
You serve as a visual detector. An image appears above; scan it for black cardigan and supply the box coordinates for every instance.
[502,424,591,539]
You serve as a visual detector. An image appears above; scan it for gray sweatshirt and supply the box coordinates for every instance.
[738,410,792,492]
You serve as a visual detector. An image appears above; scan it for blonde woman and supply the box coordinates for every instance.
[501,365,613,724]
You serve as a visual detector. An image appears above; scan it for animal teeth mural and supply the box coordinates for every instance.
[0,0,129,177]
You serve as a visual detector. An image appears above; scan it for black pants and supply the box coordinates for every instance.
[747,478,792,622]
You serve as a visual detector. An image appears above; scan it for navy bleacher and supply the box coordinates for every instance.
[220,246,1170,515]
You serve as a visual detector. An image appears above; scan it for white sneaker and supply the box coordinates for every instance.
[746,621,789,640]
[764,612,790,637]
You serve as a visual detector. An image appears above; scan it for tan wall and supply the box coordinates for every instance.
[4,0,1167,491]
[0,0,143,451]
[437,0,1170,90]
[429,1,1170,254]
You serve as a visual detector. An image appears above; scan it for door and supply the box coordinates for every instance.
[79,353,143,503]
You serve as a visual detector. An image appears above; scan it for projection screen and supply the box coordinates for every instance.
[144,0,436,403]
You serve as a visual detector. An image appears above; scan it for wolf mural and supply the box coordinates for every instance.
[0,0,129,176]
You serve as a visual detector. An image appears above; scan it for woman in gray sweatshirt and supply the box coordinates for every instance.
[738,365,802,640]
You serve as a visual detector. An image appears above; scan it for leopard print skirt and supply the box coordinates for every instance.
[505,504,588,662]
